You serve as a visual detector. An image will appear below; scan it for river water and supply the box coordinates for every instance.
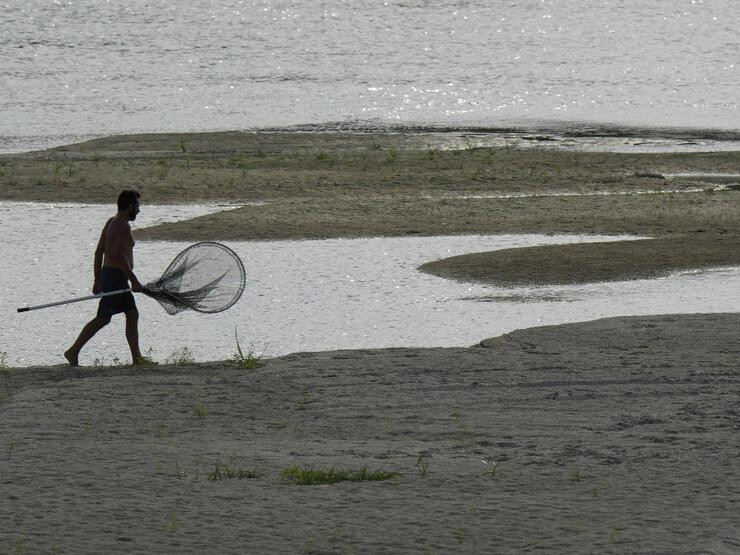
[2,201,740,367]
[2,0,740,153]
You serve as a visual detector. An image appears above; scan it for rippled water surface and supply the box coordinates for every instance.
[3,202,740,367]
[2,0,739,153]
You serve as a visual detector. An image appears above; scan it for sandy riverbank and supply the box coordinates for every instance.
[1,131,740,285]
[2,313,739,553]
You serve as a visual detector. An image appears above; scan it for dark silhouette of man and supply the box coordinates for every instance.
[64,190,145,366]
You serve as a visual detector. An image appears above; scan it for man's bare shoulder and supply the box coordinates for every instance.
[107,215,131,234]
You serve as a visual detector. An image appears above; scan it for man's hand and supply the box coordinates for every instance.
[93,281,102,294]
[130,279,143,293]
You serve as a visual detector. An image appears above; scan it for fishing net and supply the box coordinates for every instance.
[143,241,246,315]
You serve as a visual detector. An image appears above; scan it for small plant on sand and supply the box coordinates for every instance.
[609,525,623,542]
[316,151,336,165]
[569,469,583,483]
[156,158,172,179]
[174,460,185,480]
[416,454,430,478]
[136,347,159,366]
[7,440,17,461]
[0,351,9,369]
[452,410,471,446]
[164,511,179,532]
[168,346,195,365]
[192,400,207,418]
[480,459,500,478]
[328,527,344,550]
[282,466,399,486]
[231,329,265,369]
[191,391,207,418]
[207,462,258,481]
[303,536,317,553]
[92,355,125,366]
[296,391,313,410]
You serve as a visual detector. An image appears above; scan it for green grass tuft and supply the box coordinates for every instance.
[133,347,159,367]
[416,455,430,478]
[7,441,17,461]
[167,346,195,365]
[282,466,399,485]
[207,462,258,481]
[164,511,179,532]
[480,459,500,477]
[13,537,27,555]
[231,328,265,369]
[192,401,207,418]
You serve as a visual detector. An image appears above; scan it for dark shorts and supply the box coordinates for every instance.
[97,267,136,318]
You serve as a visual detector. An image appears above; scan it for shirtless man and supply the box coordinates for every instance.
[64,190,145,366]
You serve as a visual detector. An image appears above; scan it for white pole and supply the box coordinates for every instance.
[17,288,133,313]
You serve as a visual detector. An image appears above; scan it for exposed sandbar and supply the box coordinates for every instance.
[421,233,740,286]
[2,131,740,285]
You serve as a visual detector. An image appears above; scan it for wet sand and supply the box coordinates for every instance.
[2,314,740,553]
[2,131,740,285]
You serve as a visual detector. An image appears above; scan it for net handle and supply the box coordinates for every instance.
[17,288,132,313]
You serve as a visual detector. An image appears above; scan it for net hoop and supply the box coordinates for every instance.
[143,241,246,315]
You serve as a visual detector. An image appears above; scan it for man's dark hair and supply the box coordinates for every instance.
[117,190,141,212]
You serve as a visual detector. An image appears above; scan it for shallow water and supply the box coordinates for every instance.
[2,202,740,367]
[2,0,740,153]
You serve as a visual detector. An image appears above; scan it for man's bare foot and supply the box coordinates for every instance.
[63,349,79,367]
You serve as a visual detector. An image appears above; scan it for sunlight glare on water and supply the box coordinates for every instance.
[2,0,739,152]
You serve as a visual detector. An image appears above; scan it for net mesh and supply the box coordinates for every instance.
[143,241,246,315]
